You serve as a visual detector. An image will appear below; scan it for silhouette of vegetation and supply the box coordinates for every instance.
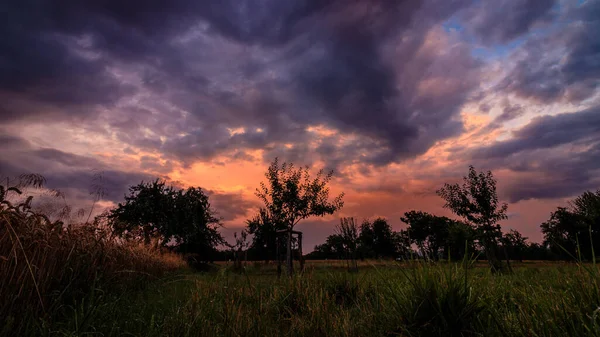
[225,230,251,272]
[254,157,344,275]
[0,174,184,335]
[335,217,359,272]
[401,211,477,261]
[107,179,223,258]
[541,189,600,261]
[311,217,413,261]
[4,164,600,336]
[500,229,528,262]
[358,217,398,259]
[246,207,287,262]
[437,166,509,273]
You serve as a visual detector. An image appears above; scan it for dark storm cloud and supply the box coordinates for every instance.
[469,105,600,202]
[472,106,600,159]
[2,0,481,170]
[497,0,600,103]
[496,103,525,123]
[464,0,557,44]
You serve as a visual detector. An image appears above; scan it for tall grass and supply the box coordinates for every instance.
[21,260,595,337]
[0,175,186,334]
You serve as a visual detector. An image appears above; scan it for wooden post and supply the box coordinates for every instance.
[276,235,282,278]
[299,232,304,272]
[287,230,293,277]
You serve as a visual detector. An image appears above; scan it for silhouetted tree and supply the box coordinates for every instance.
[316,234,347,259]
[541,189,600,261]
[246,207,286,262]
[357,218,397,259]
[336,217,359,272]
[255,158,344,276]
[108,179,223,258]
[226,230,250,272]
[401,211,449,260]
[393,229,413,259]
[446,220,478,261]
[500,229,528,262]
[437,166,508,273]
[401,210,476,261]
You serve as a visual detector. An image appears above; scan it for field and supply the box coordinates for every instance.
[8,259,600,337]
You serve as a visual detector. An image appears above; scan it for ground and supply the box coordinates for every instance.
[15,260,600,337]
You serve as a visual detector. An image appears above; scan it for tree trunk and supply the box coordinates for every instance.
[483,238,504,274]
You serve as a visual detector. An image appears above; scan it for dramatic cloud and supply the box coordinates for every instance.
[497,0,600,103]
[1,0,479,171]
[1,0,599,247]
[469,105,600,202]
[464,0,557,44]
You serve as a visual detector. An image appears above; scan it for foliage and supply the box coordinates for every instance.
[225,230,251,272]
[437,166,508,272]
[311,217,410,261]
[401,211,445,260]
[255,158,344,231]
[500,229,528,262]
[108,179,223,256]
[541,189,600,260]
[358,218,398,259]
[335,217,359,271]
[246,207,287,262]
[254,158,344,275]
[400,211,478,261]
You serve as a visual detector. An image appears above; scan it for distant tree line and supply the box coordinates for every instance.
[98,159,600,270]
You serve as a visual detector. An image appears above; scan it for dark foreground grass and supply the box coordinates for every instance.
[12,261,600,337]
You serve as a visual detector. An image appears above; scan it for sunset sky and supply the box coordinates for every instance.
[1,0,599,250]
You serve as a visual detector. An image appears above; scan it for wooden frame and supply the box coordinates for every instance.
[275,229,304,277]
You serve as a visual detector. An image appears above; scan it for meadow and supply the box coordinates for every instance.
[6,258,600,337]
[3,172,600,336]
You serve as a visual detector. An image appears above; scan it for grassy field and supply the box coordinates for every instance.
[8,259,600,337]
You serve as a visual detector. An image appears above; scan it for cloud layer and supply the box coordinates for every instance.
[1,0,599,247]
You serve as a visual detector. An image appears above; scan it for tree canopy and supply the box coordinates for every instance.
[436,166,508,272]
[541,189,600,260]
[255,158,344,231]
[400,210,476,261]
[108,179,223,257]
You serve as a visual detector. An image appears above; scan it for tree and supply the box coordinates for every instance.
[246,207,287,262]
[436,166,508,273]
[541,189,600,261]
[446,220,477,261]
[500,229,528,262]
[255,158,344,275]
[336,217,359,272]
[400,210,476,261]
[312,233,346,259]
[392,229,413,260]
[357,218,397,259]
[226,230,250,272]
[108,179,223,258]
[358,220,375,259]
[401,211,450,260]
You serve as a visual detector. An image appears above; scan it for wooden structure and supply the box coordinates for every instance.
[275,229,304,277]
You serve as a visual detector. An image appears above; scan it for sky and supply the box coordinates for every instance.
[1,0,599,251]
